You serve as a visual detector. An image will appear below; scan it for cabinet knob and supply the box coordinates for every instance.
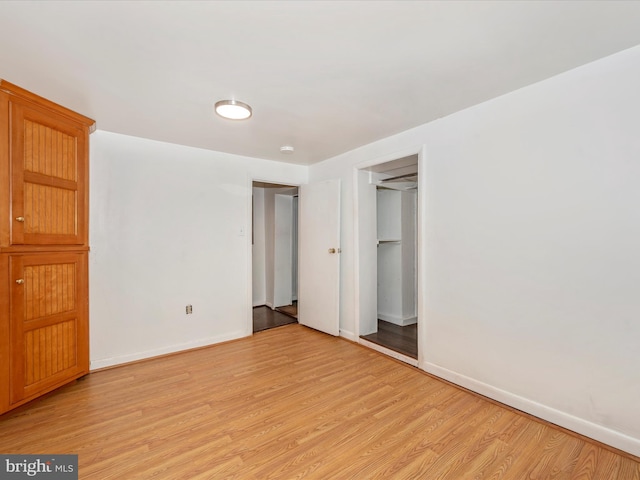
[15,279,25,285]
[15,216,25,222]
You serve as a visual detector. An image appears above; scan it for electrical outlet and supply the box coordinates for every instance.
[186,305,193,314]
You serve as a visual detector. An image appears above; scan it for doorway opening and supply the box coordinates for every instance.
[251,181,299,333]
[356,154,419,365]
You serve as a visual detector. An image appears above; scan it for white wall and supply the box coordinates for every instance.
[309,45,640,456]
[252,187,266,306]
[263,187,275,308]
[89,132,306,369]
[260,186,298,308]
[292,196,298,301]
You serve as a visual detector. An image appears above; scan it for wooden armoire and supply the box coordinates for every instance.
[0,80,94,414]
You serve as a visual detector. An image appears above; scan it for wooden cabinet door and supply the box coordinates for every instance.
[9,98,88,246]
[9,252,89,405]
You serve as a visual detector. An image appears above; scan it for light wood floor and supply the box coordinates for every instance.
[1,324,638,479]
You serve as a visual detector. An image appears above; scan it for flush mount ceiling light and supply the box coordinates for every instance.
[214,99,252,120]
[280,145,295,154]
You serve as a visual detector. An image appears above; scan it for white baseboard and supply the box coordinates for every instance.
[422,361,640,457]
[339,329,357,342]
[378,313,417,326]
[90,330,247,370]
[359,339,418,367]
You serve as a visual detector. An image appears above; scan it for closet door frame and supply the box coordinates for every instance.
[353,145,426,367]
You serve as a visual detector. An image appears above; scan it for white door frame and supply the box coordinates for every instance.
[352,145,427,367]
[246,177,300,336]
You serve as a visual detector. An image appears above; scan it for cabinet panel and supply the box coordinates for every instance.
[24,320,77,388]
[0,81,93,415]
[8,252,89,406]
[0,254,9,413]
[23,118,77,181]
[24,182,77,236]
[23,261,76,320]
[9,98,87,246]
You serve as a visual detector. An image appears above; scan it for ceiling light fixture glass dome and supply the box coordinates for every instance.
[214,99,252,120]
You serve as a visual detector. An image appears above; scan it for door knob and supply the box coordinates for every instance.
[15,216,25,222]
[328,248,336,254]
[15,279,24,285]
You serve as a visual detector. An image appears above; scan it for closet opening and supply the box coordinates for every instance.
[251,181,299,333]
[356,154,419,365]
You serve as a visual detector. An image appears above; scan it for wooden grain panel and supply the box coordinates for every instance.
[0,325,636,479]
[0,254,9,413]
[24,320,76,387]
[1,81,91,415]
[23,119,76,181]
[8,252,88,407]
[7,94,88,246]
[23,262,75,320]
[23,182,76,236]
[0,92,10,248]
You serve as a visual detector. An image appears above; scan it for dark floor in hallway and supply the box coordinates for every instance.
[360,319,417,358]
[253,305,298,333]
[275,301,297,319]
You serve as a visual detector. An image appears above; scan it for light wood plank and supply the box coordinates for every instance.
[0,324,637,479]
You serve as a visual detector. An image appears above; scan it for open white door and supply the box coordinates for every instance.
[273,194,293,308]
[298,179,341,336]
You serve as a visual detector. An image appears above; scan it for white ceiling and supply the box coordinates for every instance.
[1,1,640,166]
